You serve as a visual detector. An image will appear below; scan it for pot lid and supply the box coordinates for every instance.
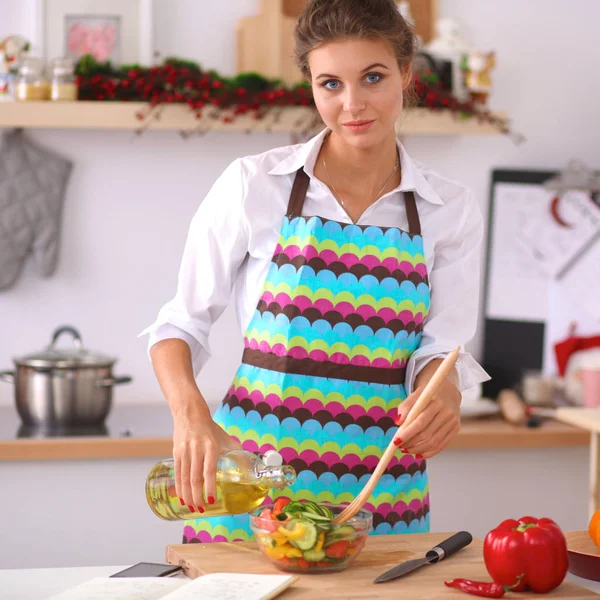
[15,326,116,368]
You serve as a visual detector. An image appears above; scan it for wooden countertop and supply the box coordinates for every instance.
[166,532,597,598]
[0,404,589,461]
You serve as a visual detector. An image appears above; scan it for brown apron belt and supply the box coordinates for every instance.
[242,348,406,385]
[285,168,422,236]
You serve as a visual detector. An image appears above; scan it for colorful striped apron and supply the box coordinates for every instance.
[183,167,431,543]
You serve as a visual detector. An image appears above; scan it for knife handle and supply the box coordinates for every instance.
[425,531,473,563]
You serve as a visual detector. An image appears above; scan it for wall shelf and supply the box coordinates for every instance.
[0,101,506,136]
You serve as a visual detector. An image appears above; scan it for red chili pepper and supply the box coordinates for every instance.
[444,579,506,598]
[483,516,568,593]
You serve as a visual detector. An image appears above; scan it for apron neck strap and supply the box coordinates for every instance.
[404,191,422,236]
[286,168,422,236]
[286,168,310,218]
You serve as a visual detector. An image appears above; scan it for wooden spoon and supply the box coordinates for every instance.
[333,347,460,525]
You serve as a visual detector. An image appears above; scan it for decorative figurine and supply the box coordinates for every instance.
[464,50,496,106]
[424,18,472,100]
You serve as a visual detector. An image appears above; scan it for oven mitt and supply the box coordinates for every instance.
[0,129,73,290]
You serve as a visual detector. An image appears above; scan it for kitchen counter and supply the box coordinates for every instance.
[166,533,600,598]
[0,403,589,461]
[1,548,599,599]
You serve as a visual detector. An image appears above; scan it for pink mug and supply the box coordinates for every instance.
[582,369,600,408]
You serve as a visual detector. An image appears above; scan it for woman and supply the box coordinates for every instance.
[143,0,489,543]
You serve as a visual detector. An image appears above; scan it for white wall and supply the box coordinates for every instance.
[1,0,599,411]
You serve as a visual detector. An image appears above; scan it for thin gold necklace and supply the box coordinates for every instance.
[322,154,400,223]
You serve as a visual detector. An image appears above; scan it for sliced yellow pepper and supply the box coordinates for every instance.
[264,545,288,559]
[314,532,325,553]
[277,524,306,541]
[285,547,303,558]
[274,536,289,547]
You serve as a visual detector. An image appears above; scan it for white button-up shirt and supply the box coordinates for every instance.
[141,128,489,393]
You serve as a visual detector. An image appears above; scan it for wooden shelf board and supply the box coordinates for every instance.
[0,101,506,135]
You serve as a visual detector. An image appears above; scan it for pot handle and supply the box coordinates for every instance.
[0,371,14,384]
[50,326,83,349]
[96,376,133,388]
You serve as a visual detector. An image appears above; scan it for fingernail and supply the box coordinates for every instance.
[400,448,410,454]
[394,415,403,425]
[416,454,423,459]
[393,438,402,447]
[179,497,185,506]
[197,506,205,513]
[188,505,195,513]
[207,496,215,505]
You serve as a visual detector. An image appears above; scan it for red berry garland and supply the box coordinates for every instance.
[75,54,518,139]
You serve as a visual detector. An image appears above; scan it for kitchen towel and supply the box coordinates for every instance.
[0,128,73,290]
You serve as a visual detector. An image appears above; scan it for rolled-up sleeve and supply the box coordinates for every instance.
[139,159,249,376]
[405,189,490,394]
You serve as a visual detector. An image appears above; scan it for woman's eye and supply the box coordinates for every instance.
[365,72,382,84]
[323,80,340,90]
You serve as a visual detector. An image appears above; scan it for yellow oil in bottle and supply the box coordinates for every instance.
[145,453,295,521]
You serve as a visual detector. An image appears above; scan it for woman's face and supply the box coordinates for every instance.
[308,38,410,150]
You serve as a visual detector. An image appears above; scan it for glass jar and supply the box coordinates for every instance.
[50,57,78,101]
[15,57,50,101]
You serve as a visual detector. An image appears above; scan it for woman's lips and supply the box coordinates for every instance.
[343,120,375,133]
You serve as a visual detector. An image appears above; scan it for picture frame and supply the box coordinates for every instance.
[33,0,154,66]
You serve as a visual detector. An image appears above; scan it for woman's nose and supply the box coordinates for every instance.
[342,85,367,115]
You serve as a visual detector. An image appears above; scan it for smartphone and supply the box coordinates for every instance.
[110,562,183,578]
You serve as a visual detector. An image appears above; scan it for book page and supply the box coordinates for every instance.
[46,576,186,600]
[162,573,297,600]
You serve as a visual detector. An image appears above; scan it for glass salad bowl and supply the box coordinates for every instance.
[249,499,372,573]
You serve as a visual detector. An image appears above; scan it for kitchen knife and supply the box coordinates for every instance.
[373,531,473,583]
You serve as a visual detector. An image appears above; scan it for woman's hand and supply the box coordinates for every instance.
[393,359,461,459]
[173,398,242,513]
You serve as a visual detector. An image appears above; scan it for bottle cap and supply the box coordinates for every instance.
[262,450,283,467]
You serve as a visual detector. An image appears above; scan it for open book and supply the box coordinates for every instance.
[47,572,298,600]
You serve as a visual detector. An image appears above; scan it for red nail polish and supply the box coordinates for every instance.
[393,438,402,446]
[188,505,195,513]
[179,497,185,506]
[400,448,409,454]
[207,496,215,505]
[197,506,205,513]
[416,454,423,459]
[394,415,403,425]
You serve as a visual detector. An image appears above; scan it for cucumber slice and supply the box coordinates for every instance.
[287,520,318,550]
[282,501,304,514]
[302,549,326,562]
[325,525,358,544]
[301,511,331,522]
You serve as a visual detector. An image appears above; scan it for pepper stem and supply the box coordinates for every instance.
[503,574,525,592]
[515,523,537,532]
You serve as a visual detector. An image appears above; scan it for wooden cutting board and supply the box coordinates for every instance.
[166,532,596,599]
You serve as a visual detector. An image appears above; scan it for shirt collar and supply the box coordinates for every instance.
[268,128,444,206]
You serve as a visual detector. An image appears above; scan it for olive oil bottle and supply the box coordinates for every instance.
[146,450,296,520]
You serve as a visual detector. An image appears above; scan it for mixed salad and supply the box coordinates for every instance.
[253,498,367,572]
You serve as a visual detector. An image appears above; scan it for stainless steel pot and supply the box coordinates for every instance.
[0,326,132,427]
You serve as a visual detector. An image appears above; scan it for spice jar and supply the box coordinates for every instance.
[15,57,50,101]
[50,57,78,101]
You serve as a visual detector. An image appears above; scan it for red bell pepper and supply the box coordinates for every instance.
[483,516,568,593]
